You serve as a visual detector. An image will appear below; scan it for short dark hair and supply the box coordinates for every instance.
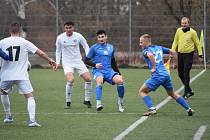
[96,30,106,36]
[64,21,74,26]
[9,22,21,34]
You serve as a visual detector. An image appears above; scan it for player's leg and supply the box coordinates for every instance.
[78,63,92,108]
[17,80,41,126]
[0,81,13,123]
[163,76,194,116]
[183,52,194,98]
[95,73,104,111]
[139,83,156,116]
[177,53,186,96]
[112,75,125,112]
[166,90,194,116]
[65,72,74,109]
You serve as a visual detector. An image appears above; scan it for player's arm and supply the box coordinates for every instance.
[84,57,96,67]
[35,49,56,69]
[111,49,121,75]
[84,57,102,69]
[147,52,156,73]
[84,45,102,69]
[55,37,62,70]
[192,31,203,62]
[0,48,10,60]
[171,29,179,51]
[111,57,121,75]
[79,35,90,55]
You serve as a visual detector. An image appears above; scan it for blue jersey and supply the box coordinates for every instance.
[143,45,170,75]
[87,43,118,84]
[87,43,115,72]
[143,45,173,91]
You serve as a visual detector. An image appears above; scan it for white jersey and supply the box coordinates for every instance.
[0,36,38,81]
[56,32,89,65]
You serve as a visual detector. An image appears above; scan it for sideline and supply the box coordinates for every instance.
[113,69,206,140]
[193,125,207,140]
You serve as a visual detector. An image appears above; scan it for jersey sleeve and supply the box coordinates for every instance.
[112,47,115,58]
[192,31,203,56]
[0,48,9,60]
[143,49,149,58]
[55,37,62,64]
[79,34,89,56]
[171,29,179,51]
[162,47,170,54]
[25,40,38,54]
[86,45,95,59]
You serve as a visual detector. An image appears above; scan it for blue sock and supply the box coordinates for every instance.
[95,85,102,100]
[117,84,124,98]
[143,96,154,109]
[176,96,190,110]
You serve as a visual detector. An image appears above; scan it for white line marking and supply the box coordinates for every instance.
[193,125,207,140]
[113,69,206,140]
[0,112,141,115]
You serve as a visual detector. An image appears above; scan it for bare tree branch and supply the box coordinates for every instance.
[164,0,180,23]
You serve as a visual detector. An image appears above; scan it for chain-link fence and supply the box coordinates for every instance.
[0,0,209,66]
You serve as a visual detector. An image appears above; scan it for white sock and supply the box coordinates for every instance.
[118,97,124,103]
[85,82,91,101]
[1,95,12,118]
[66,81,73,102]
[96,100,102,106]
[27,97,36,122]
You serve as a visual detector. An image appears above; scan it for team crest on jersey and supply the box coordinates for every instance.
[63,41,67,48]
[73,39,77,43]
[104,50,108,55]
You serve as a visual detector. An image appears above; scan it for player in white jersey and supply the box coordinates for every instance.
[55,21,92,109]
[0,22,56,127]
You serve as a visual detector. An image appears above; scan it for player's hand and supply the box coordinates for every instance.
[151,68,156,75]
[53,64,60,71]
[96,63,102,69]
[198,56,203,63]
[48,59,56,70]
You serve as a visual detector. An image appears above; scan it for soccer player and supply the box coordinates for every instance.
[84,30,125,112]
[0,48,10,60]
[55,21,92,109]
[139,34,194,116]
[0,22,56,127]
[171,17,203,99]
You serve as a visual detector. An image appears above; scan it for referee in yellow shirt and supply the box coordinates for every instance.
[171,17,203,99]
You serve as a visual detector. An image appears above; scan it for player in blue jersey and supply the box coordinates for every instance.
[84,30,125,112]
[139,34,194,116]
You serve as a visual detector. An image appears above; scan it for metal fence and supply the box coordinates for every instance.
[0,0,209,66]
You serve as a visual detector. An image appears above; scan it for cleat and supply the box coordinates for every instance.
[28,121,41,127]
[187,108,194,116]
[96,104,103,111]
[143,109,157,116]
[83,101,92,108]
[65,102,71,109]
[183,92,194,99]
[4,116,13,123]
[118,99,125,112]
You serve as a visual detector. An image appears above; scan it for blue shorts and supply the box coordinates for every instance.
[92,69,118,85]
[145,73,173,92]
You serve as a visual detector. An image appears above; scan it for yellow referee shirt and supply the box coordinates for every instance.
[171,27,203,55]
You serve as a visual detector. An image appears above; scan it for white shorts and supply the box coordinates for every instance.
[62,60,89,75]
[0,80,33,94]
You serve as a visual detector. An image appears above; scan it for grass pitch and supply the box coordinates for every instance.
[0,68,209,140]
